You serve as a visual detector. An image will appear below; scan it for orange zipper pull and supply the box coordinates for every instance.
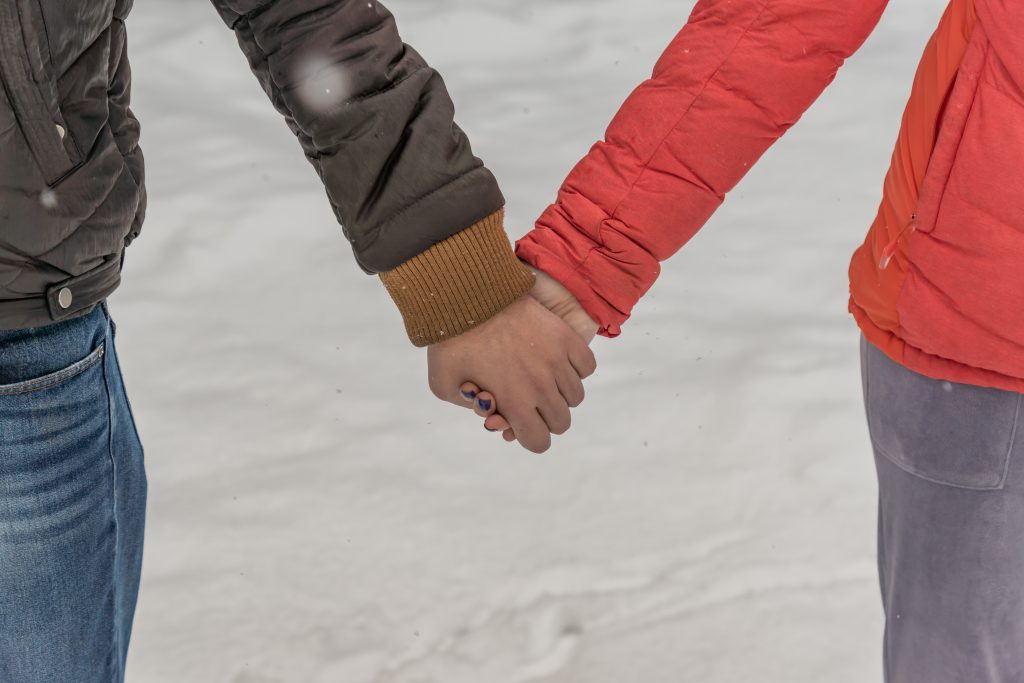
[878,213,918,270]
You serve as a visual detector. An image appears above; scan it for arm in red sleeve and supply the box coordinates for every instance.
[516,0,889,337]
[974,0,1024,91]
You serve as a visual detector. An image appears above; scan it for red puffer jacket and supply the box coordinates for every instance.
[516,0,1024,392]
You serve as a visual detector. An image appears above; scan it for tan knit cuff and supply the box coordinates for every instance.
[380,209,536,347]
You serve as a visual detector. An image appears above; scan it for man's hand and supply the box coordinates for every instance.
[427,293,596,454]
[460,265,600,444]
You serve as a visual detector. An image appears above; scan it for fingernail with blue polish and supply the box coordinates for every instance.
[477,398,492,411]
[461,389,477,401]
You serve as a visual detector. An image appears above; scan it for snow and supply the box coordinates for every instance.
[116,1,943,680]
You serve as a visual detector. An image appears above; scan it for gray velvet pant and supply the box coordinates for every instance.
[860,335,1024,682]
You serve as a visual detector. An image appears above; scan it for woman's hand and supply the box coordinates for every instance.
[460,264,599,445]
[426,292,596,453]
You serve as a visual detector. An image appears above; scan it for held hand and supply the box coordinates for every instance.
[463,265,600,442]
[427,294,596,454]
[527,266,599,344]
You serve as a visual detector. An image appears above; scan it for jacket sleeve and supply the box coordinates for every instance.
[515,0,889,338]
[209,0,534,346]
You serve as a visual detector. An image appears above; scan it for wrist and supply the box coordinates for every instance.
[380,210,535,347]
[522,261,600,343]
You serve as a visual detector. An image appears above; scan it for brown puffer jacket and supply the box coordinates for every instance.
[0,0,533,343]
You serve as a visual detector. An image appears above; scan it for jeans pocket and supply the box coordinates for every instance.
[0,339,111,545]
[863,337,1022,490]
[0,342,106,396]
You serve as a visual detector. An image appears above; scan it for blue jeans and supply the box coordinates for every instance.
[0,301,146,683]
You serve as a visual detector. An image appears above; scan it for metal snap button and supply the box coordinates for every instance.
[55,124,66,140]
[57,287,73,309]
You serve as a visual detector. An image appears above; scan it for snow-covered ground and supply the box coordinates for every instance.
[116,1,944,681]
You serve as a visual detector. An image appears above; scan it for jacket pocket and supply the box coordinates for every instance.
[16,0,52,82]
[862,336,1022,490]
[0,2,80,186]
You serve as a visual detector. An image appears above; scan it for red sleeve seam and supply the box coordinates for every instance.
[606,0,773,224]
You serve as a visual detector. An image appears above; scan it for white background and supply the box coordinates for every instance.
[117,1,944,680]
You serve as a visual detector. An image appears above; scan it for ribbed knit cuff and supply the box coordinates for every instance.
[380,209,536,347]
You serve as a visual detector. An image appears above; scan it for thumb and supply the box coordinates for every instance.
[525,266,599,343]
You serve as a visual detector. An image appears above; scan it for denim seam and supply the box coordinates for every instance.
[0,344,105,396]
[106,319,144,455]
[101,342,123,682]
